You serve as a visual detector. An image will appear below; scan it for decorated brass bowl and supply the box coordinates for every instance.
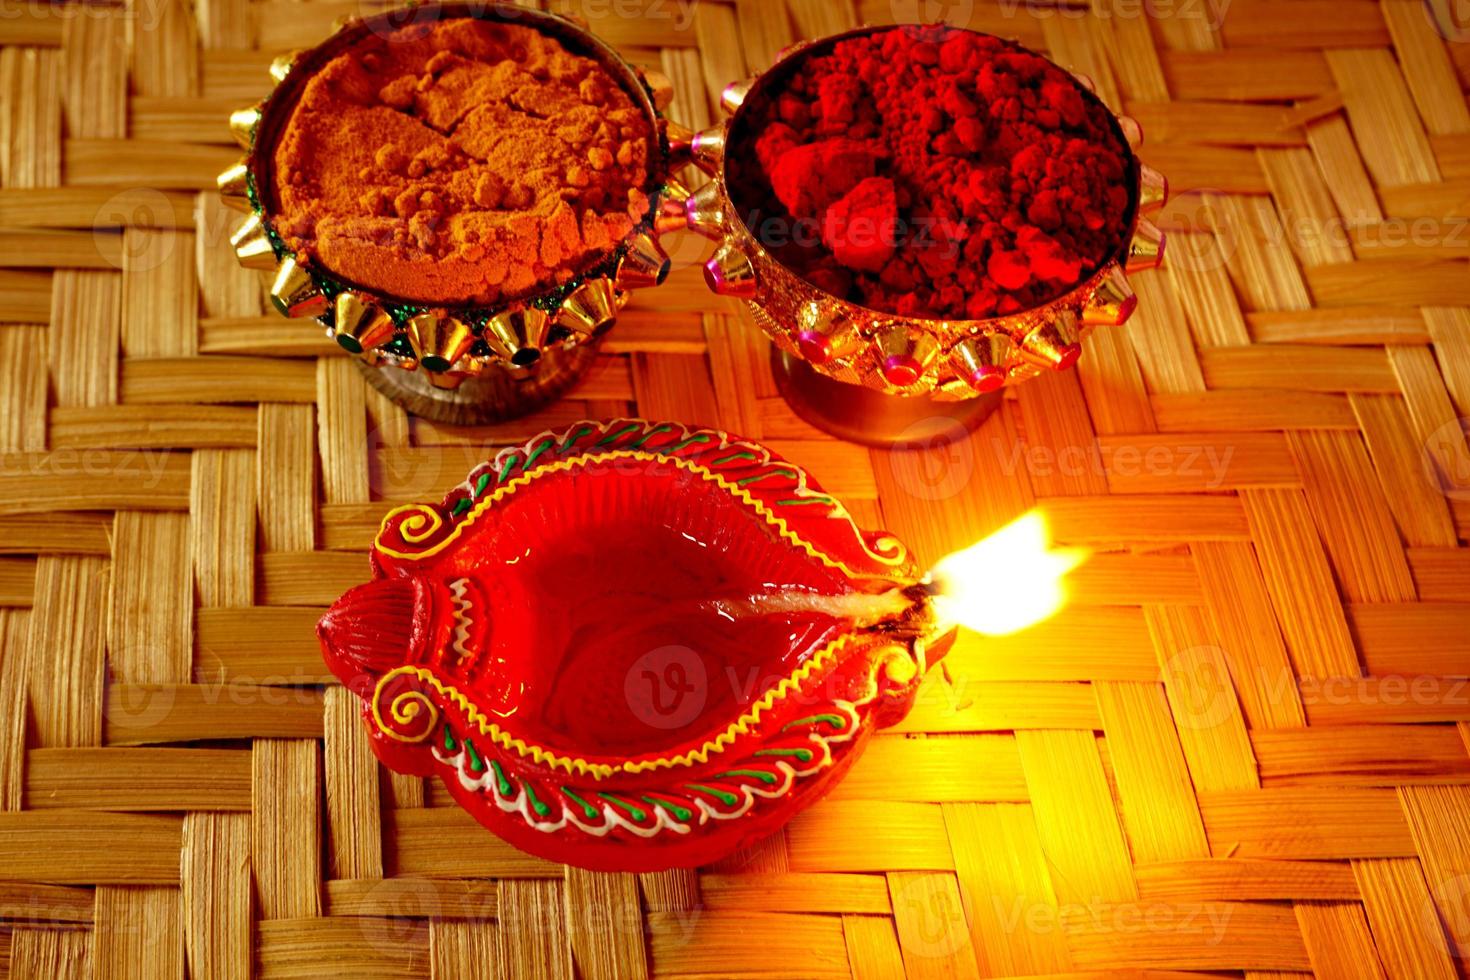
[681,25,1167,399]
[217,2,691,414]
[317,419,949,871]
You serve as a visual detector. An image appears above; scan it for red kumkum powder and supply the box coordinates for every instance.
[728,26,1134,321]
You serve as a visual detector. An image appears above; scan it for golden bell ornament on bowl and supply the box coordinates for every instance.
[482,308,553,368]
[228,213,276,271]
[268,256,328,319]
[331,292,397,355]
[615,232,672,290]
[1017,313,1084,372]
[948,334,1014,395]
[793,302,864,366]
[215,162,251,213]
[556,278,623,340]
[406,314,476,374]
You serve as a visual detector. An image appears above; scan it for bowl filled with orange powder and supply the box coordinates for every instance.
[218,3,688,421]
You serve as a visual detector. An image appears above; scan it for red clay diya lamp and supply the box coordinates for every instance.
[680,25,1167,444]
[317,419,1082,871]
[217,3,690,424]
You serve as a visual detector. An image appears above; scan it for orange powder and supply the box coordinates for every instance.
[270,18,654,306]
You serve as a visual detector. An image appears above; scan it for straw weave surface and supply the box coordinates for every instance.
[2,0,1470,976]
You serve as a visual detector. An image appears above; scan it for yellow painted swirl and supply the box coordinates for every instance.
[372,671,438,744]
[394,504,444,546]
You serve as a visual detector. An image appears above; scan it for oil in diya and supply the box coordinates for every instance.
[678,24,1168,444]
[317,419,1084,871]
[218,2,691,424]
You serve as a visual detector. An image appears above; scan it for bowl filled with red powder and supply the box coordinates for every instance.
[218,3,690,421]
[683,24,1167,400]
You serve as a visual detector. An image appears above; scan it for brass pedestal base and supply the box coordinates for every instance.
[355,341,602,425]
[771,349,1001,449]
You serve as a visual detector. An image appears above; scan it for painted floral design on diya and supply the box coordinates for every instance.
[217,3,690,418]
[318,419,961,871]
[680,24,1168,399]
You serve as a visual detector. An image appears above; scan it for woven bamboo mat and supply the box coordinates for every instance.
[2,0,1470,976]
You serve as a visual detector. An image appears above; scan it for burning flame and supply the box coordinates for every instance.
[928,511,1085,637]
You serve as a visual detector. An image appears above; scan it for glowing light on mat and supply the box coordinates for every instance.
[929,511,1086,636]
